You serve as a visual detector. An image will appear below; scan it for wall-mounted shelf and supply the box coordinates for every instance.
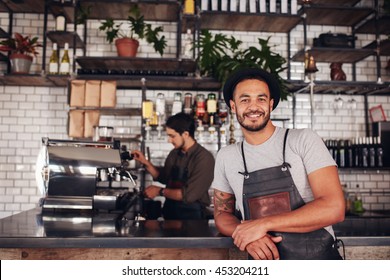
[78,0,179,22]
[198,12,301,33]
[0,0,45,13]
[289,80,390,96]
[355,15,390,34]
[75,75,221,91]
[299,5,374,26]
[0,74,70,87]
[0,27,8,38]
[364,39,390,56]
[292,48,375,64]
[47,31,85,49]
[70,107,141,116]
[76,57,197,74]
[298,0,361,6]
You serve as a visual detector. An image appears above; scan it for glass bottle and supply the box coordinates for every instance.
[196,94,206,120]
[376,136,383,167]
[184,93,193,115]
[218,99,228,125]
[207,93,217,126]
[184,0,195,14]
[171,92,183,116]
[59,42,70,75]
[368,136,376,167]
[142,99,154,120]
[55,12,66,31]
[183,29,193,59]
[156,93,166,117]
[49,43,59,75]
[352,184,364,214]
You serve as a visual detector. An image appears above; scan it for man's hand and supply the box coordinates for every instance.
[246,234,282,260]
[144,185,162,199]
[131,150,148,165]
[232,219,268,251]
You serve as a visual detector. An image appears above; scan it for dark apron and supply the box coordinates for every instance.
[162,153,203,220]
[241,129,342,260]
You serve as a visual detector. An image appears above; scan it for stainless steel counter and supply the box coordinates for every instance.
[0,208,389,249]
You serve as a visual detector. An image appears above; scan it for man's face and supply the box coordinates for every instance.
[230,79,274,132]
[166,127,186,149]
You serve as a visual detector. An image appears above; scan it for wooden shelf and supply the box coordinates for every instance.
[47,31,85,49]
[298,0,361,6]
[288,80,390,96]
[364,39,390,56]
[292,48,374,63]
[70,107,141,116]
[0,27,8,38]
[199,11,301,33]
[0,74,70,87]
[300,6,374,26]
[76,57,197,74]
[355,15,390,35]
[0,0,45,13]
[77,0,179,22]
[0,0,179,19]
[75,75,221,91]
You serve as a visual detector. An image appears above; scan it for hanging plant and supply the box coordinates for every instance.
[195,30,289,101]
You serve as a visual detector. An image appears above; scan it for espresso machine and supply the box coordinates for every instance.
[36,137,143,219]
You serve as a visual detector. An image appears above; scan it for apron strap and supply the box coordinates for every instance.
[282,129,291,170]
[239,129,291,178]
[239,141,249,178]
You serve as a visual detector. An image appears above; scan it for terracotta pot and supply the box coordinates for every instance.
[115,38,139,57]
[9,53,33,74]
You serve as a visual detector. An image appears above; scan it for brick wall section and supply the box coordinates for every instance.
[0,5,389,218]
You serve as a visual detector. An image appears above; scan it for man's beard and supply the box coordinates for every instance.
[236,110,270,132]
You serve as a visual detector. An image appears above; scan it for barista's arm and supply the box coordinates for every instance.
[132,150,160,179]
[232,166,345,251]
[144,185,182,200]
[214,190,281,260]
[213,190,240,235]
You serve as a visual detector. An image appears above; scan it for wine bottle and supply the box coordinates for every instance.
[338,139,345,168]
[376,136,384,167]
[59,42,70,75]
[55,12,66,31]
[49,43,59,75]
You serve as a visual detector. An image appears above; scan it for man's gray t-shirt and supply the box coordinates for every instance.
[211,126,337,235]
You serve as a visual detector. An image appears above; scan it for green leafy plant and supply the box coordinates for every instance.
[195,30,289,101]
[99,5,167,56]
[0,32,42,57]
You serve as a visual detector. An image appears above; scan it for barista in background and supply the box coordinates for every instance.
[132,112,215,220]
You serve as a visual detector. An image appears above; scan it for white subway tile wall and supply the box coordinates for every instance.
[0,8,390,218]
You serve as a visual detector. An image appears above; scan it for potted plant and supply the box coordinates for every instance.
[195,30,289,101]
[0,32,42,74]
[99,5,167,57]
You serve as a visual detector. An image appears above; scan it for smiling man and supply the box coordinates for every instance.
[132,112,215,220]
[211,68,345,260]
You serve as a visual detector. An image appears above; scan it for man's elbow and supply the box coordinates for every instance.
[333,200,345,224]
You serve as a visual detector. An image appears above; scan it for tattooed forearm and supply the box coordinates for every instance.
[214,190,235,214]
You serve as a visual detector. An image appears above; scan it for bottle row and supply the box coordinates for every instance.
[142,92,230,127]
[49,42,71,75]
[324,137,384,169]
[200,0,298,14]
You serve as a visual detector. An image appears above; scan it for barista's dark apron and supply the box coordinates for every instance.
[241,129,342,260]
[162,151,203,220]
